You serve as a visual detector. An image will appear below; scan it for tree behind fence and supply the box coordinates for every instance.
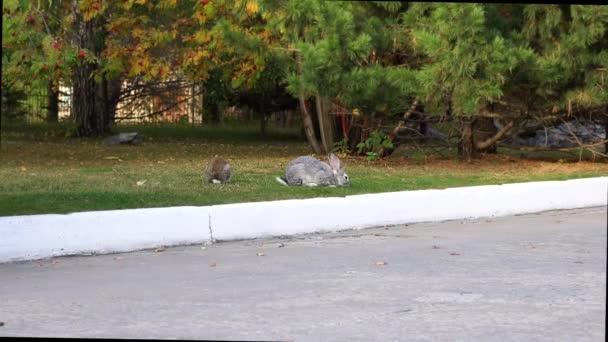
[3,77,204,125]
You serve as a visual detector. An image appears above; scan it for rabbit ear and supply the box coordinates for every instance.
[328,153,342,170]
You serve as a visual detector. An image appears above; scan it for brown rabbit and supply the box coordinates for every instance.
[204,156,232,184]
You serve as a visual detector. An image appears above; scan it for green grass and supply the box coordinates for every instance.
[1,122,607,216]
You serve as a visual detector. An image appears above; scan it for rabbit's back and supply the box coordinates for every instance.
[287,156,330,172]
[284,156,335,186]
[205,157,232,183]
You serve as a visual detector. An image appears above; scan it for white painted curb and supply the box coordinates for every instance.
[1,177,606,263]
[0,206,211,263]
[210,176,608,240]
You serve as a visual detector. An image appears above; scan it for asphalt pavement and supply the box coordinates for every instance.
[1,207,606,341]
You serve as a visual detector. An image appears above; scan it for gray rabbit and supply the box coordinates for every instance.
[204,156,232,184]
[276,153,350,187]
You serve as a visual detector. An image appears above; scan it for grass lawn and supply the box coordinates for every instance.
[1,122,607,216]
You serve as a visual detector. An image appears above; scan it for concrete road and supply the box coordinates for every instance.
[1,207,606,341]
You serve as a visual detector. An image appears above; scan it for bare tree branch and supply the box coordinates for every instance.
[475,121,515,150]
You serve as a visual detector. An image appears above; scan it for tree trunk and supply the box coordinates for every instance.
[200,88,204,124]
[348,122,362,153]
[383,97,420,156]
[459,120,475,161]
[93,73,122,133]
[46,82,59,123]
[299,96,323,155]
[260,104,267,137]
[105,76,122,127]
[260,115,267,136]
[71,4,112,137]
[315,94,334,154]
[72,60,103,136]
[286,109,294,128]
[295,52,323,155]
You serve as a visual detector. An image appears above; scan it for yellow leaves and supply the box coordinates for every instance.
[246,1,259,16]
[193,50,211,64]
[149,66,159,78]
[194,9,208,24]
[131,57,151,75]
[205,4,217,20]
[80,0,104,21]
[158,65,169,79]
[194,31,211,44]
[260,29,276,44]
[157,0,177,9]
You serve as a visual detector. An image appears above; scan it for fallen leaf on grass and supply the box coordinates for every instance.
[20,166,27,172]
[103,156,120,160]
[375,261,387,266]
[136,180,147,186]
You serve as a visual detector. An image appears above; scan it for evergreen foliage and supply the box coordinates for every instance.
[2,1,606,158]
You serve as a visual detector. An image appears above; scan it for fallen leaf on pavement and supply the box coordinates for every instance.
[432,245,441,249]
[154,247,165,252]
[375,261,387,266]
[256,252,266,256]
[209,261,217,267]
[449,252,460,256]
[277,243,285,248]
[114,256,123,261]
